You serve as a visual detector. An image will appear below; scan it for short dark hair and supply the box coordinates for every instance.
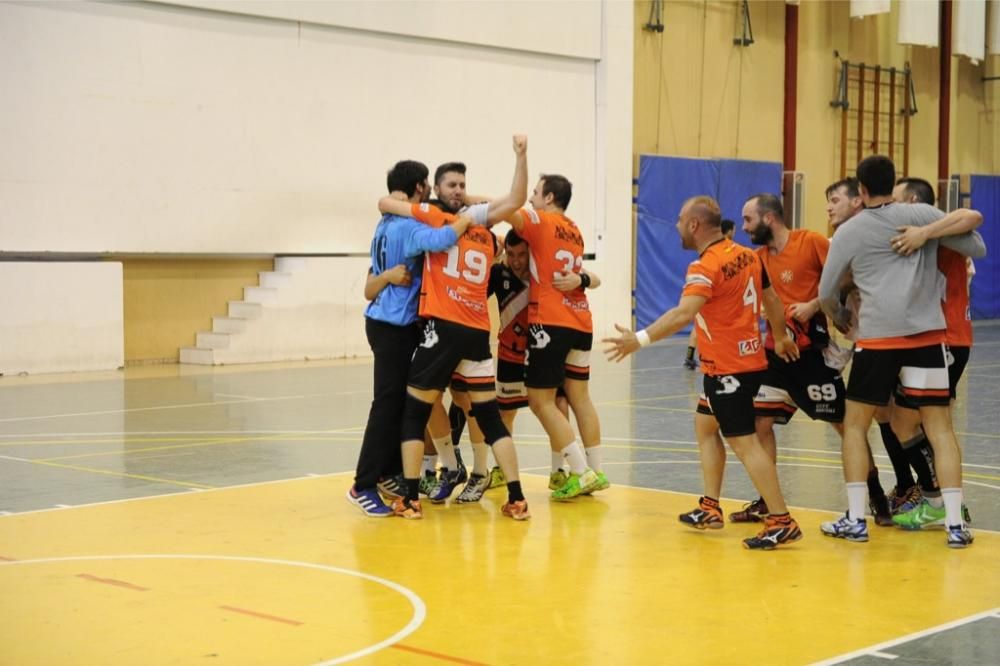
[434,162,466,186]
[720,219,735,235]
[749,193,784,222]
[386,160,428,197]
[856,155,896,197]
[896,177,935,205]
[685,195,722,227]
[540,174,572,210]
[826,177,860,199]
[505,229,526,247]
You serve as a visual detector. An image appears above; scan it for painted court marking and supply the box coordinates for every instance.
[812,606,1000,665]
[0,554,427,666]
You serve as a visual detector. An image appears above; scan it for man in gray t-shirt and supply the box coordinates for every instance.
[817,155,985,549]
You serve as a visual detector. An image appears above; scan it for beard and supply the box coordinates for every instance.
[749,224,773,246]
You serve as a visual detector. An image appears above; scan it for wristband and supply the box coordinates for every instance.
[636,329,651,348]
[579,272,591,289]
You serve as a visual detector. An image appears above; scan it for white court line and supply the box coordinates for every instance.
[0,471,354,518]
[0,554,426,666]
[0,390,368,424]
[812,607,1000,665]
[0,428,364,439]
[213,393,261,400]
[869,651,898,660]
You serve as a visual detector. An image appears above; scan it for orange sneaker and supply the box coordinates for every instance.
[678,496,724,530]
[501,499,531,521]
[392,497,423,519]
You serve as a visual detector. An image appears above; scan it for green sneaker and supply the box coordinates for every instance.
[418,471,437,496]
[551,468,599,501]
[581,471,610,495]
[548,469,569,491]
[487,465,506,490]
[892,498,946,530]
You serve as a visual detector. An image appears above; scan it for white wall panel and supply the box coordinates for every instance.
[154,0,602,60]
[0,262,124,375]
[0,1,597,254]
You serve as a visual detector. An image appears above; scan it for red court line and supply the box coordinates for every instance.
[390,643,489,666]
[218,605,303,626]
[76,573,149,591]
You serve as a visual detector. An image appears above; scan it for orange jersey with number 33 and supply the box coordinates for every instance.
[411,203,494,331]
[516,208,592,333]
[682,239,768,376]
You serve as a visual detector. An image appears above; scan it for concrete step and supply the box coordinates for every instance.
[243,286,278,305]
[259,271,293,288]
[180,347,215,365]
[196,331,230,349]
[275,256,307,273]
[228,301,262,319]
[212,316,247,334]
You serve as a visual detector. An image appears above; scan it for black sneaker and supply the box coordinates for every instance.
[743,515,802,550]
[729,497,768,523]
[869,494,894,527]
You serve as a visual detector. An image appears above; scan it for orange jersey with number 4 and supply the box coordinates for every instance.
[516,208,592,333]
[411,203,493,331]
[682,239,768,376]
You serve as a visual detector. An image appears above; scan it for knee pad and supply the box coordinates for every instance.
[469,400,510,445]
[400,394,434,443]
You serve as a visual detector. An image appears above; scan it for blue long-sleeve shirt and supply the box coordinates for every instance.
[365,214,458,326]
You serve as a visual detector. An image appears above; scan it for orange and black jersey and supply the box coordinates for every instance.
[682,238,769,377]
[489,263,529,364]
[516,208,592,333]
[939,248,972,347]
[410,202,494,332]
[756,230,830,351]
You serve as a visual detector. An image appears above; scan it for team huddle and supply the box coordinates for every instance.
[349,136,606,523]
[350,138,986,551]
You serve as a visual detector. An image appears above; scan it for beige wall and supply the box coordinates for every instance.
[635,0,999,233]
[122,259,273,364]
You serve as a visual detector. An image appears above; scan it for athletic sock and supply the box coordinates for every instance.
[866,467,886,499]
[941,487,964,527]
[559,440,588,474]
[551,451,565,472]
[903,433,939,492]
[404,477,420,502]
[449,403,466,447]
[506,480,525,502]
[878,422,916,491]
[471,440,489,476]
[421,455,438,476]
[584,445,603,473]
[846,482,867,522]
[434,435,457,470]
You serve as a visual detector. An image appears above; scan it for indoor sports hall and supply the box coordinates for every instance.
[2,2,999,665]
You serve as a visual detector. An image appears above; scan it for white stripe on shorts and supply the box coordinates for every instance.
[566,348,591,368]
[899,364,949,391]
[455,357,495,379]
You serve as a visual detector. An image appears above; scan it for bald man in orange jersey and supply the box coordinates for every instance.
[605,195,804,550]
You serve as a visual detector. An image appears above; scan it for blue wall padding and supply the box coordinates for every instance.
[970,175,1000,320]
[635,155,782,330]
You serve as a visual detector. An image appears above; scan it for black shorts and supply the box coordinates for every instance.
[847,343,950,407]
[524,324,592,389]
[496,358,528,411]
[408,318,495,393]
[695,370,767,438]
[754,348,846,424]
[894,345,970,409]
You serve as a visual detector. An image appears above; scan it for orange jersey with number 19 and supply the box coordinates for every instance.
[682,239,768,376]
[410,203,494,332]
[516,208,592,333]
